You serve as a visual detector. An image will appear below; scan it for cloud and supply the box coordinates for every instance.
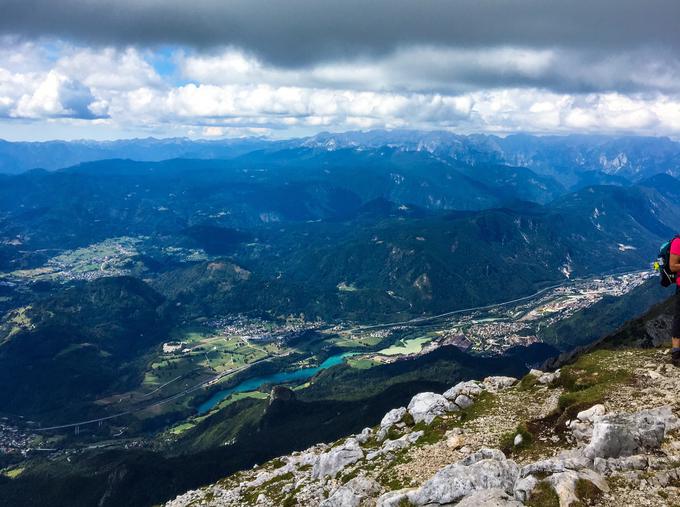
[1,30,680,139]
[1,0,679,67]
[11,70,103,119]
[178,46,680,96]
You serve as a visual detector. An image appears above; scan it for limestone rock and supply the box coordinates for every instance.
[546,469,609,507]
[455,394,475,409]
[382,431,424,454]
[376,489,416,507]
[457,488,524,506]
[407,392,456,424]
[377,407,407,440]
[577,404,606,422]
[593,455,649,475]
[584,406,679,459]
[513,474,539,503]
[312,438,364,479]
[380,407,407,429]
[405,448,519,506]
[355,427,373,444]
[443,380,485,401]
[321,476,381,507]
[528,368,560,385]
[483,376,518,392]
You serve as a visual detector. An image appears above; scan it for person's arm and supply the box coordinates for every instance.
[671,253,680,274]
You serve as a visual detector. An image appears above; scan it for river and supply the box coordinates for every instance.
[197,352,354,414]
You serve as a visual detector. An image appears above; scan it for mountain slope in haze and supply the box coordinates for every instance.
[3,132,680,188]
[0,277,169,420]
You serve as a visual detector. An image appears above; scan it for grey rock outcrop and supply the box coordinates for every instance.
[584,406,679,459]
[483,376,518,392]
[355,427,373,444]
[457,488,524,506]
[407,392,456,424]
[528,368,560,385]
[545,469,609,507]
[402,448,519,506]
[443,380,485,401]
[312,438,364,479]
[377,407,407,440]
[321,476,382,507]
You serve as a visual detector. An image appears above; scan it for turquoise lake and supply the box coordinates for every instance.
[197,353,353,415]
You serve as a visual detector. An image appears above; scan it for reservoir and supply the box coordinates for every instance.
[197,353,352,414]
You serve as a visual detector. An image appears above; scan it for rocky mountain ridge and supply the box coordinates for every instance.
[166,299,680,507]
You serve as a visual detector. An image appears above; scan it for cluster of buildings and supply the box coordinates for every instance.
[0,420,35,456]
[206,314,318,343]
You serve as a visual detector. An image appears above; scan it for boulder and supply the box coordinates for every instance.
[355,427,373,444]
[380,407,407,428]
[457,488,524,506]
[528,368,559,385]
[376,489,416,507]
[406,448,519,506]
[312,438,364,479]
[407,392,456,424]
[546,469,609,507]
[483,376,518,392]
[593,454,649,475]
[444,380,485,401]
[377,407,407,440]
[455,394,475,409]
[367,431,424,460]
[577,404,606,422]
[584,406,679,459]
[518,455,591,479]
[321,476,381,507]
[513,474,539,503]
[382,431,424,454]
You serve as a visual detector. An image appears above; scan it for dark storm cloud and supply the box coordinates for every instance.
[1,0,679,67]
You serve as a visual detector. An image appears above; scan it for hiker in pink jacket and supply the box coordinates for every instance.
[671,237,680,366]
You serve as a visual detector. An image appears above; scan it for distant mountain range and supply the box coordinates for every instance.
[2,131,680,186]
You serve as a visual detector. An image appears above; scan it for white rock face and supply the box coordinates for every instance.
[405,448,519,506]
[545,469,609,507]
[380,407,407,428]
[377,407,407,440]
[528,368,560,385]
[455,394,475,409]
[457,488,524,506]
[355,427,373,444]
[483,376,518,392]
[444,380,485,401]
[368,431,425,460]
[376,489,417,507]
[577,404,606,422]
[407,392,456,424]
[513,474,539,503]
[321,476,382,507]
[593,454,649,474]
[584,406,679,459]
[312,438,364,479]
[382,431,424,454]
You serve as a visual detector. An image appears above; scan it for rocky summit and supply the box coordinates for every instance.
[165,344,680,507]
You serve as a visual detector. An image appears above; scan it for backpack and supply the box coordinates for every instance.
[657,234,680,287]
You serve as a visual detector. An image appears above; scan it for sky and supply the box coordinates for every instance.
[1,0,680,141]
